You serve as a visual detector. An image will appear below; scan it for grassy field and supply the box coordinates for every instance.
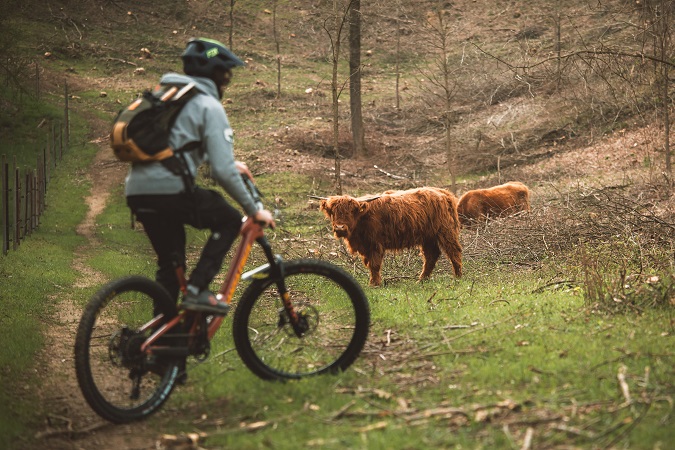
[52,172,675,449]
[1,1,674,448]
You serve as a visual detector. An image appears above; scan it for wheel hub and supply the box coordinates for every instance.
[109,326,147,368]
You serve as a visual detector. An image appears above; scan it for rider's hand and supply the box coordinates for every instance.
[235,161,253,181]
[254,209,276,229]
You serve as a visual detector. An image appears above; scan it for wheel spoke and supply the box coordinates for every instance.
[233,260,369,380]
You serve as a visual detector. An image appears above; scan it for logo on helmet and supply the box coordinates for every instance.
[206,48,219,58]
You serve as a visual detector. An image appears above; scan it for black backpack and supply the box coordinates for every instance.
[110,82,200,188]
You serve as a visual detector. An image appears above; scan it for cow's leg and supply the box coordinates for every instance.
[365,252,383,286]
[439,232,463,278]
[420,241,441,280]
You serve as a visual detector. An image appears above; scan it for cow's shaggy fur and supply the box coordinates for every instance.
[320,187,463,286]
[457,181,531,225]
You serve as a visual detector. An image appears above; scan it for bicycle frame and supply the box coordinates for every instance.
[140,212,303,356]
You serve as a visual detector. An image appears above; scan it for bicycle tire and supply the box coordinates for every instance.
[74,276,182,423]
[232,259,370,380]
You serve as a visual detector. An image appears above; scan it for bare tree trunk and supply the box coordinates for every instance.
[417,10,460,192]
[273,0,281,98]
[661,0,672,184]
[395,1,401,110]
[349,0,365,157]
[555,0,562,89]
[437,11,456,193]
[331,0,343,194]
[664,63,671,184]
[228,0,235,50]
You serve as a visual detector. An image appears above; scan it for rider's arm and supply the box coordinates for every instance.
[200,99,258,217]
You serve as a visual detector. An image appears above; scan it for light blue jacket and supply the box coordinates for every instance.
[124,73,258,216]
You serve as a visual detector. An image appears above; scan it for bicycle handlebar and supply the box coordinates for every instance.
[241,174,266,215]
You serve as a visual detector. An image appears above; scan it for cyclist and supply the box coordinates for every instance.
[125,37,276,317]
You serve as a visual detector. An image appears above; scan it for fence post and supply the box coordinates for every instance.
[35,60,40,101]
[49,123,55,165]
[32,169,37,229]
[14,158,20,248]
[40,148,47,214]
[1,155,7,255]
[24,172,29,237]
[41,149,46,212]
[64,80,70,148]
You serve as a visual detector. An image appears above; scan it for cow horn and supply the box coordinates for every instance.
[362,195,381,202]
[308,195,328,200]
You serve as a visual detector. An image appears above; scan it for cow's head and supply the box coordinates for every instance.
[319,195,373,238]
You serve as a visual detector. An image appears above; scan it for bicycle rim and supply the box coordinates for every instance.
[232,259,370,380]
[74,276,180,423]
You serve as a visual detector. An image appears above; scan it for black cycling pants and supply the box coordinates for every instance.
[127,188,243,303]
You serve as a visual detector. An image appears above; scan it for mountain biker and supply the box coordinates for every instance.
[125,37,276,317]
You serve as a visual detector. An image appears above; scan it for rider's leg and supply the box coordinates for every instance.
[185,188,243,292]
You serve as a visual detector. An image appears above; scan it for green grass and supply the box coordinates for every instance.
[0,130,97,449]
[64,181,675,450]
[1,2,674,448]
[116,264,670,449]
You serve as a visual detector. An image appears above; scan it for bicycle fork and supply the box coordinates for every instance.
[245,237,308,338]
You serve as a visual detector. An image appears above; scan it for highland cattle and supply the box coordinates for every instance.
[319,187,463,286]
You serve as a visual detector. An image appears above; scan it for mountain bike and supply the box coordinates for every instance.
[74,177,370,423]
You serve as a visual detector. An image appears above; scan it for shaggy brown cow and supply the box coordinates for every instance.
[457,181,531,225]
[319,187,462,286]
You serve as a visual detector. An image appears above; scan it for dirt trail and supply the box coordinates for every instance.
[33,144,158,450]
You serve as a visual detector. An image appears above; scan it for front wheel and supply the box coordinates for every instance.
[232,259,370,380]
[74,276,181,423]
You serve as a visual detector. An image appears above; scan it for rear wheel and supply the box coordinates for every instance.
[232,259,370,380]
[74,276,181,423]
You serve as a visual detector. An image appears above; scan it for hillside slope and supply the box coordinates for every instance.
[1,1,673,449]
[3,0,672,190]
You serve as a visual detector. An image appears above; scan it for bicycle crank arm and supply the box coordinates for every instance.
[151,346,191,357]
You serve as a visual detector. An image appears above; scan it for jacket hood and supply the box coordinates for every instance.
[159,72,219,99]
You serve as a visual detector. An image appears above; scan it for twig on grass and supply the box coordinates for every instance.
[599,401,651,449]
[442,324,472,329]
[521,427,534,450]
[428,314,517,354]
[552,423,597,439]
[374,164,406,179]
[103,57,138,66]
[331,400,357,420]
[617,364,632,405]
[489,299,511,306]
[408,346,489,362]
[35,421,108,440]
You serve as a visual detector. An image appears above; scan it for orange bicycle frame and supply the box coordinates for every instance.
[141,213,299,355]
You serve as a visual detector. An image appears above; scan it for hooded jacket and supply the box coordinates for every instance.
[124,72,258,216]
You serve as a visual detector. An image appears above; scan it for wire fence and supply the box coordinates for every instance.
[0,78,70,255]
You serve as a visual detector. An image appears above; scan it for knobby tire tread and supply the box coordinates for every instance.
[232,259,370,381]
[74,276,179,423]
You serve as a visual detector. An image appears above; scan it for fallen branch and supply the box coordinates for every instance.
[552,423,597,439]
[331,400,357,420]
[373,164,406,179]
[521,427,534,450]
[103,57,138,66]
[408,346,488,362]
[35,421,109,440]
[617,364,632,405]
[405,406,468,421]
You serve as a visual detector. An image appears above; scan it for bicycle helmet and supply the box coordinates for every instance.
[181,38,245,79]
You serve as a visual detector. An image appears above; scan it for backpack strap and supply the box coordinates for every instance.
[159,141,201,194]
